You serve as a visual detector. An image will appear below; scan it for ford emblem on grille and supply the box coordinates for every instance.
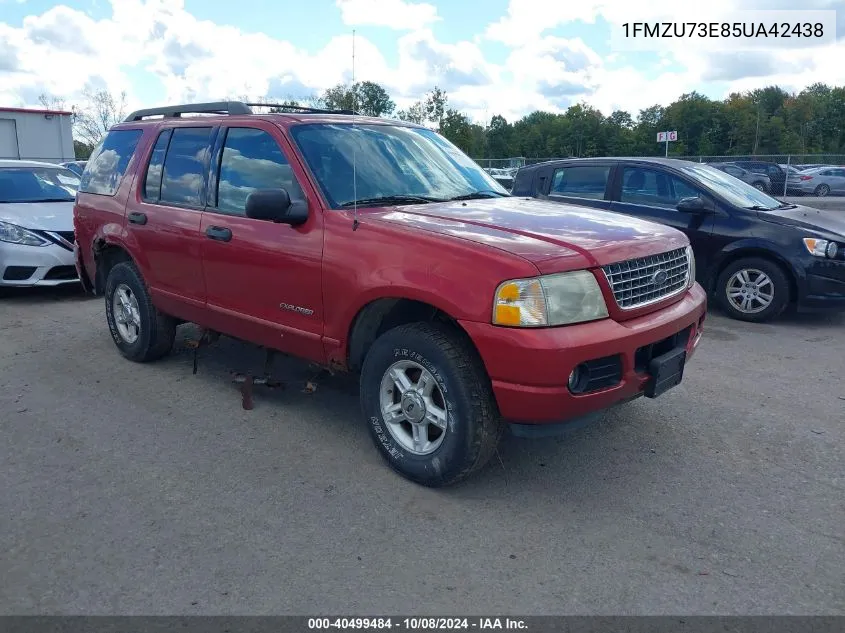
[651,269,669,286]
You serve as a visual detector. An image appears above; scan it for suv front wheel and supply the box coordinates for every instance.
[360,322,504,487]
[105,261,177,362]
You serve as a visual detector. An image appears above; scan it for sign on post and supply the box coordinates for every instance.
[657,131,678,156]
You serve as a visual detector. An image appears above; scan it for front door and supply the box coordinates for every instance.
[609,164,716,278]
[199,123,325,363]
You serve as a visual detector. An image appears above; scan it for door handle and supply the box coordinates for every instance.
[206,226,232,242]
[128,212,147,225]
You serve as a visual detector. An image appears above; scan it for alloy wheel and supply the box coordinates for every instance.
[378,359,448,455]
[726,268,774,314]
[112,283,141,344]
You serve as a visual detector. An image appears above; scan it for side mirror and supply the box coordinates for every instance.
[245,188,308,225]
[676,196,715,214]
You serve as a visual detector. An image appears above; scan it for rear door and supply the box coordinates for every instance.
[825,168,845,194]
[199,121,325,363]
[542,163,613,211]
[128,124,215,322]
[608,163,715,273]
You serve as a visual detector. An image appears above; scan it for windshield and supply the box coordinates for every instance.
[0,167,80,203]
[678,162,782,210]
[290,123,509,208]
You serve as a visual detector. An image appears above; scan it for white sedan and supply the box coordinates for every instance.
[0,159,80,287]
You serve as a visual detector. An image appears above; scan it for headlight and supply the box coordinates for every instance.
[493,270,609,327]
[0,221,49,246]
[803,237,842,259]
[686,245,696,288]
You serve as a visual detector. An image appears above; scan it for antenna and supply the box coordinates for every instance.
[352,29,360,231]
[351,29,360,231]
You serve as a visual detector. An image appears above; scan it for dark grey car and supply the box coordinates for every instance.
[711,163,771,192]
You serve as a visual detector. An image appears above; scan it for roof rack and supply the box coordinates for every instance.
[123,101,252,122]
[123,100,358,122]
[245,102,358,115]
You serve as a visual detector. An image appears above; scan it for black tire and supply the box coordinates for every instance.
[360,322,504,487]
[752,181,767,192]
[715,257,791,323]
[104,261,176,362]
[814,184,830,197]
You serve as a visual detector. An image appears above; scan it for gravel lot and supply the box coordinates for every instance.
[1,285,843,615]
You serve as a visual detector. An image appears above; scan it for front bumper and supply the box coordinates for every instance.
[460,283,707,423]
[796,260,845,311]
[0,241,79,287]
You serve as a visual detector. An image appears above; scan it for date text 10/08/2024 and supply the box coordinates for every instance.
[308,618,528,630]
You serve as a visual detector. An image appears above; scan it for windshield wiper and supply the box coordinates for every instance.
[340,195,444,208]
[744,205,776,211]
[777,203,798,209]
[448,190,509,201]
[12,198,75,203]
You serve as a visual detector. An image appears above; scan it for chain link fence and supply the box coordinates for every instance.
[679,154,845,166]
[475,155,845,169]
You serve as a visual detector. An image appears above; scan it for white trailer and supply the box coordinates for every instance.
[0,107,75,164]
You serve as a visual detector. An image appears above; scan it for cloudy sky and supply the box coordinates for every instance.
[1,0,843,123]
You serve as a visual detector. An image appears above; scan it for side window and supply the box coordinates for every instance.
[620,167,702,209]
[549,166,609,200]
[672,177,701,200]
[79,129,142,196]
[143,129,172,202]
[215,127,304,216]
[834,169,845,177]
[767,165,781,177]
[725,166,743,177]
[160,127,213,207]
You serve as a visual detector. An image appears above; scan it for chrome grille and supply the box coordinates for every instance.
[602,247,689,309]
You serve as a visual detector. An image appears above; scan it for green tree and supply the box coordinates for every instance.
[321,81,395,116]
[73,140,93,160]
[424,86,447,131]
[440,108,473,153]
[486,115,511,158]
[396,101,426,124]
[355,81,395,117]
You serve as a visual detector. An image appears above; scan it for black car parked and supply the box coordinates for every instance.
[512,157,845,322]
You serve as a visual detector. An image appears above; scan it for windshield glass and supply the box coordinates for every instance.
[0,167,80,203]
[678,162,782,210]
[290,123,509,208]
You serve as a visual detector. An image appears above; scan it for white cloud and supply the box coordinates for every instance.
[336,0,439,30]
[0,0,843,129]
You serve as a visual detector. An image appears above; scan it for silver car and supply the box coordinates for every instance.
[0,160,80,287]
[711,162,771,192]
[788,166,845,197]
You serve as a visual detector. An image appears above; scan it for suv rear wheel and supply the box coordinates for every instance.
[716,257,790,323]
[360,322,504,487]
[105,261,177,362]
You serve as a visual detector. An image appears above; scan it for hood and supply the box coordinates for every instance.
[0,201,75,232]
[368,197,688,272]
[759,204,845,238]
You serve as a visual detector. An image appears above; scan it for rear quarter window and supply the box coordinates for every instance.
[550,165,610,199]
[79,129,143,196]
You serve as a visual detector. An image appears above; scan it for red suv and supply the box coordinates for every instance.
[73,102,707,486]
